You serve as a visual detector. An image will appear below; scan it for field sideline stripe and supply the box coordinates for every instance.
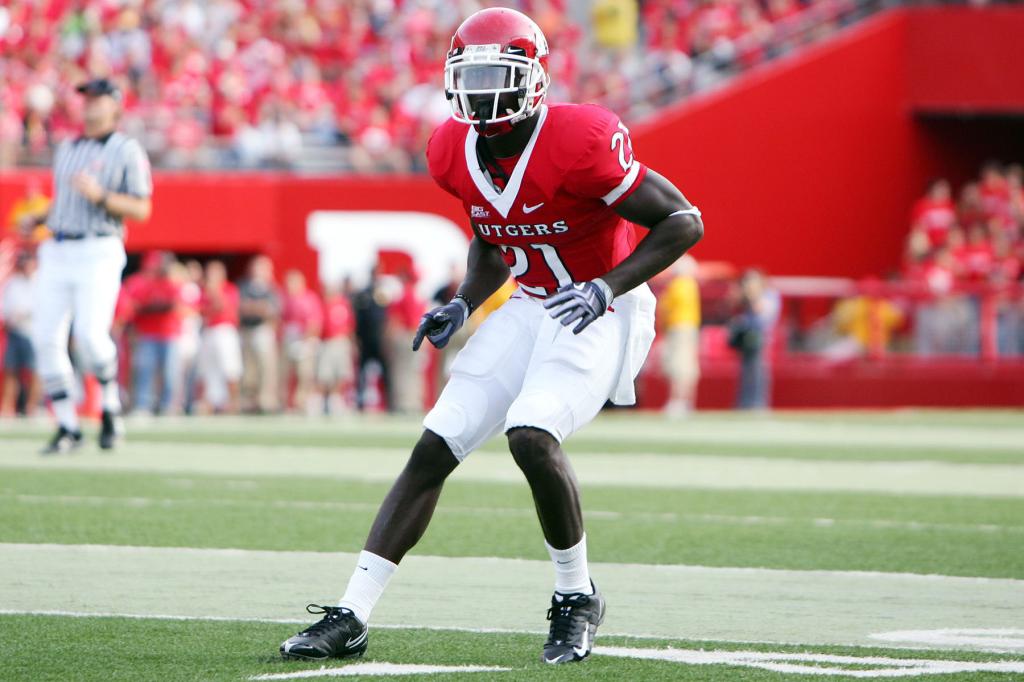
[2,543,1021,652]
[6,541,1022,582]
[6,412,1024,449]
[0,609,1002,655]
[1,443,1021,497]
[7,493,1021,534]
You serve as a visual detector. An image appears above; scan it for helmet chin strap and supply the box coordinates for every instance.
[473,101,491,135]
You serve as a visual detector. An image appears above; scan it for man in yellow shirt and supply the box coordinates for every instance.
[831,294,904,357]
[657,255,700,416]
[8,177,51,242]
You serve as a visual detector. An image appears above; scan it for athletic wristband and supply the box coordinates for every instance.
[453,293,475,316]
[592,278,614,306]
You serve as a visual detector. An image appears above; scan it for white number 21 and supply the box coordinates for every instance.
[610,121,634,173]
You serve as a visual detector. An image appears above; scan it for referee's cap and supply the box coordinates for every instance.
[76,78,122,101]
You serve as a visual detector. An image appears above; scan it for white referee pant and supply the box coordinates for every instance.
[31,236,126,397]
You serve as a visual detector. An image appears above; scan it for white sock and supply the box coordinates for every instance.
[52,396,80,432]
[100,380,121,413]
[338,550,397,624]
[546,534,594,595]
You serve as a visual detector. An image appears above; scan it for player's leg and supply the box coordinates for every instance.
[31,242,81,452]
[504,295,643,664]
[281,296,541,661]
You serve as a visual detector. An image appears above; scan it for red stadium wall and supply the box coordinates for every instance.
[907,6,1024,114]
[633,11,924,279]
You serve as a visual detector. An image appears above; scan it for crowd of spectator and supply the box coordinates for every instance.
[901,162,1024,355]
[0,246,457,418]
[0,0,872,172]
[0,238,525,419]
[806,161,1024,359]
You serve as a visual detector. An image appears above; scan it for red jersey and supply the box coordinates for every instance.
[123,274,184,339]
[427,103,647,297]
[911,197,956,247]
[956,243,995,282]
[322,295,355,339]
[389,282,426,332]
[200,281,240,328]
[282,289,323,338]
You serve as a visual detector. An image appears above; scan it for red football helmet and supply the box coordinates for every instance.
[444,8,550,136]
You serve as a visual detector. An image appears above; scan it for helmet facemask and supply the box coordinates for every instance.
[445,44,549,136]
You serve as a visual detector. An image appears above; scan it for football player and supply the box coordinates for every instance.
[281,7,703,665]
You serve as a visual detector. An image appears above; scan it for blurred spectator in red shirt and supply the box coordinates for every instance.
[979,161,1012,224]
[280,269,323,413]
[957,182,987,231]
[956,224,995,282]
[386,268,426,414]
[992,231,1022,285]
[197,260,242,414]
[911,179,957,248]
[316,279,356,416]
[123,250,185,415]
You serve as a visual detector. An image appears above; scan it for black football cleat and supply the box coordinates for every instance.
[99,410,125,450]
[40,426,83,455]
[280,604,368,661]
[542,582,606,664]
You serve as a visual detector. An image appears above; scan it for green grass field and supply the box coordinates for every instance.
[1,410,1022,680]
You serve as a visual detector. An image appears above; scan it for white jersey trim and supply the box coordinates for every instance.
[600,161,641,206]
[464,104,548,220]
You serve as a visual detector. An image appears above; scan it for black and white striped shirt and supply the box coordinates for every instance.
[48,131,153,238]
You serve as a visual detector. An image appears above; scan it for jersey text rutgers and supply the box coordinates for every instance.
[427,102,646,297]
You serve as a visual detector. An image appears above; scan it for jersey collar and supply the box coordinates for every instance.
[465,104,548,220]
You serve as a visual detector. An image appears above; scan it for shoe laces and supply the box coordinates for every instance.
[301,604,351,636]
[545,594,589,645]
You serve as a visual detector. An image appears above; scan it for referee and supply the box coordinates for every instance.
[20,78,152,453]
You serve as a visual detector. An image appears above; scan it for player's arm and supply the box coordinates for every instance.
[413,234,509,351]
[545,170,702,334]
[603,169,703,296]
[456,234,511,313]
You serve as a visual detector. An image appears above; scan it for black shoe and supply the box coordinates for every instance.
[41,426,83,455]
[99,410,124,450]
[280,605,367,660]
[542,582,605,664]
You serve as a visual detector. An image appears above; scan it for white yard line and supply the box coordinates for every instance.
[1,543,1022,653]
[248,663,510,679]
[1,442,1021,497]
[596,646,1024,678]
[5,492,1023,534]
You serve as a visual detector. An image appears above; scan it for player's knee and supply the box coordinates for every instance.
[507,426,559,476]
[404,430,459,486]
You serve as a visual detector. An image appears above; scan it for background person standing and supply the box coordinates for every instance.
[238,255,281,413]
[658,255,701,416]
[20,78,152,452]
[122,250,184,415]
[1,250,40,417]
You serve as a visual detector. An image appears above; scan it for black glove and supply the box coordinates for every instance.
[543,279,614,335]
[412,298,469,350]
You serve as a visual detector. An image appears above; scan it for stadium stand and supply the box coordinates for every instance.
[0,0,877,172]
